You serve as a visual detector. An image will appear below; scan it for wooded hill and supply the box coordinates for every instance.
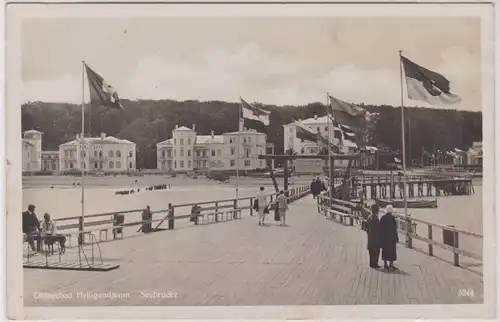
[22,100,482,169]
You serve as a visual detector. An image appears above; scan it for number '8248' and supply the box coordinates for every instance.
[458,289,475,297]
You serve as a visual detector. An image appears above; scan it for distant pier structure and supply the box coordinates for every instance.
[353,176,474,200]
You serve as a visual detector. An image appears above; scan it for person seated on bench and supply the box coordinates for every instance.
[41,213,66,254]
[190,204,202,223]
[141,206,153,233]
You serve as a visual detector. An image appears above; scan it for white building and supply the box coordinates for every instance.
[59,132,137,173]
[282,116,358,168]
[156,125,267,172]
[467,141,483,166]
[22,130,43,173]
[42,151,59,173]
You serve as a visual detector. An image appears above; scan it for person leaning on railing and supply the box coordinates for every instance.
[190,204,202,224]
[141,206,153,233]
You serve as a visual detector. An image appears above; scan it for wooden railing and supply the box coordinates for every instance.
[53,185,311,246]
[316,192,482,269]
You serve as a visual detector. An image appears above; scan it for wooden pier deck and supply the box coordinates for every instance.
[24,196,483,307]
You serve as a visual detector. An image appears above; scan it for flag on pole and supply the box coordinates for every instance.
[84,63,123,110]
[327,94,366,127]
[295,123,318,142]
[401,56,461,106]
[317,132,340,154]
[240,98,270,126]
[338,124,356,140]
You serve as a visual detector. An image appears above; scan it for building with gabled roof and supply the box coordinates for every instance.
[282,115,359,168]
[59,132,136,173]
[156,124,267,172]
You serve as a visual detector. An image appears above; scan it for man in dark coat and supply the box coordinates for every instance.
[379,205,399,270]
[22,204,41,252]
[310,178,318,198]
[366,204,381,268]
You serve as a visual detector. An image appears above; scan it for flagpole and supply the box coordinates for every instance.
[79,61,86,246]
[326,93,332,196]
[236,98,241,200]
[399,50,410,248]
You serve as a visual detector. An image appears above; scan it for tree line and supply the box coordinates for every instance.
[22,100,482,169]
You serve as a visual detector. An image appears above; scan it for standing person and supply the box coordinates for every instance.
[366,204,381,268]
[310,178,317,199]
[256,186,268,226]
[320,177,327,192]
[379,205,399,270]
[275,190,289,226]
[22,205,40,253]
[141,206,153,233]
[315,177,324,195]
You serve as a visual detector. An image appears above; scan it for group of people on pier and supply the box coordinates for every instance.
[310,176,328,199]
[253,187,289,226]
[365,204,399,271]
[22,205,67,255]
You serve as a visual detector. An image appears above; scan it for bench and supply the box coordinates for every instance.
[195,209,243,225]
[330,203,352,215]
[324,208,353,225]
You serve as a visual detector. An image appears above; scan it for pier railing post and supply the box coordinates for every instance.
[453,231,460,266]
[250,198,253,216]
[78,217,84,245]
[168,205,175,230]
[405,217,413,248]
[233,199,237,219]
[428,224,433,256]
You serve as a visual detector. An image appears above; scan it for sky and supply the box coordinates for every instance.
[22,17,482,111]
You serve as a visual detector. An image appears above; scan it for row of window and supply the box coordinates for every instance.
[161,159,258,169]
[173,136,256,146]
[161,148,222,158]
[42,161,58,170]
[228,137,253,144]
[64,161,134,170]
[287,125,329,134]
[64,150,133,158]
[160,147,260,159]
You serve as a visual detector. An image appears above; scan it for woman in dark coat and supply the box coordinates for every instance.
[366,204,381,268]
[379,205,399,270]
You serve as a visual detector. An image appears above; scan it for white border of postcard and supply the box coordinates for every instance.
[5,1,497,320]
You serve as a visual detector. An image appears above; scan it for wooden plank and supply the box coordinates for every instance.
[24,196,482,306]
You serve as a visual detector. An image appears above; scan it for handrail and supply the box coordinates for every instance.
[317,194,482,268]
[55,185,308,222]
[52,185,311,241]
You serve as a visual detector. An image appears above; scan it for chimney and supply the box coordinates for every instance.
[211,130,214,138]
[76,133,80,140]
[314,114,318,120]
[100,132,106,139]
[175,125,178,129]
